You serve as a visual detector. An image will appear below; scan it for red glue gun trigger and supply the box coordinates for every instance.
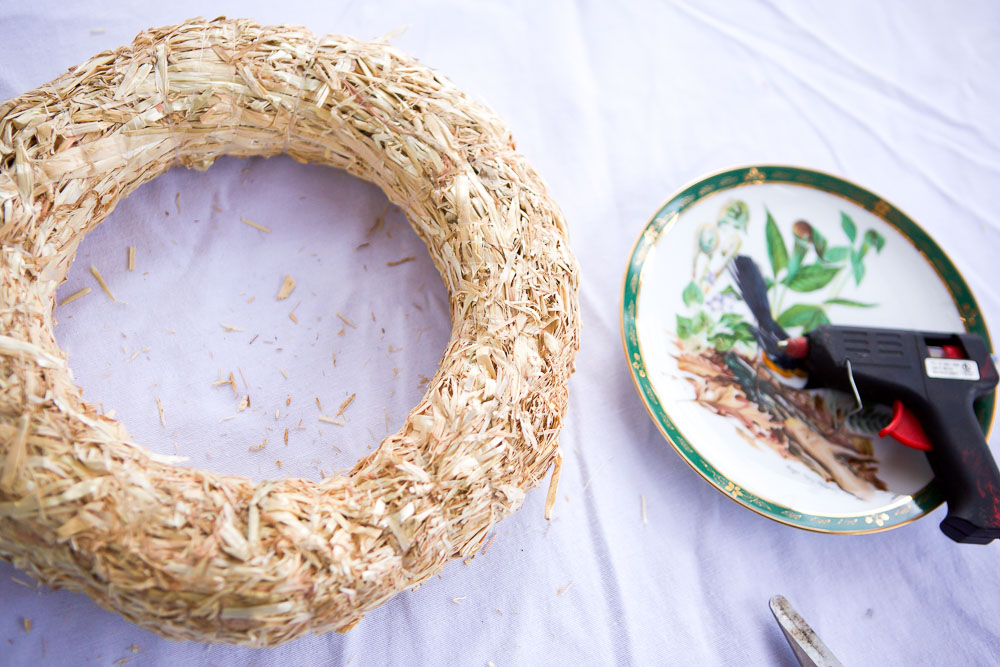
[879,400,933,451]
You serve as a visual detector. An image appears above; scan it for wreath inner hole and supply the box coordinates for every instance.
[51,155,452,481]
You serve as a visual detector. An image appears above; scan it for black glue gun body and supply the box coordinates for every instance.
[796,325,1000,544]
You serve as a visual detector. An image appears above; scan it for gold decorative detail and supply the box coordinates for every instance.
[723,481,743,498]
[743,167,765,184]
[864,512,890,527]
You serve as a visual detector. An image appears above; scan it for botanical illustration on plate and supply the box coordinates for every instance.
[671,199,891,500]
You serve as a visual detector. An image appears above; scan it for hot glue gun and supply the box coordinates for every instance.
[732,256,1000,544]
[778,326,1000,543]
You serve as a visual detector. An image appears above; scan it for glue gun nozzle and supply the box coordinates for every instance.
[781,336,810,359]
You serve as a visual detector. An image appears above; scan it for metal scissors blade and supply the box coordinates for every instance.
[769,595,843,667]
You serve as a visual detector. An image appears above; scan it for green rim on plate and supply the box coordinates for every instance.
[621,165,995,533]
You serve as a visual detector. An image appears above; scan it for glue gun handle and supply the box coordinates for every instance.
[923,401,1000,544]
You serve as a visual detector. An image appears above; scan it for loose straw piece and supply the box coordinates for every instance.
[240,217,271,233]
[544,453,563,520]
[127,246,135,271]
[90,265,116,301]
[276,275,295,300]
[336,393,356,417]
[59,287,91,306]
[318,415,345,426]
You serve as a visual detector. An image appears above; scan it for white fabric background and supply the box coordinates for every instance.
[2,1,1000,664]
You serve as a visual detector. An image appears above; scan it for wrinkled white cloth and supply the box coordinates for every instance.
[2,1,1000,664]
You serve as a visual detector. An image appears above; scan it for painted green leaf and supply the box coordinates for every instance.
[865,229,886,253]
[841,212,857,242]
[765,209,788,277]
[732,322,757,343]
[693,311,711,334]
[857,240,870,261]
[721,285,742,301]
[824,298,876,308]
[803,308,831,333]
[776,304,825,328]
[812,227,829,260]
[822,246,850,263]
[712,333,736,352]
[676,314,693,339]
[851,248,866,285]
[682,281,704,307]
[720,313,745,327]
[784,264,841,292]
[787,244,806,281]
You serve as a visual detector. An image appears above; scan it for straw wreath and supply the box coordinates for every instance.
[0,17,580,645]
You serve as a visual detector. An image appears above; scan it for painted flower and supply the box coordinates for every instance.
[697,222,719,254]
[718,200,749,230]
[792,219,813,242]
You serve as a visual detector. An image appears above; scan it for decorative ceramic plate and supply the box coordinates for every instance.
[622,166,996,533]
